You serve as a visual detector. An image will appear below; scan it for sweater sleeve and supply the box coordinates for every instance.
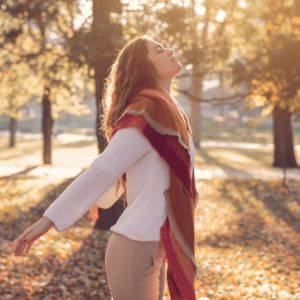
[43,125,152,232]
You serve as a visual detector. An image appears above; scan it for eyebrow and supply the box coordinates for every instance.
[154,44,163,50]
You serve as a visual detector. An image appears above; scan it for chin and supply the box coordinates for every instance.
[174,64,183,75]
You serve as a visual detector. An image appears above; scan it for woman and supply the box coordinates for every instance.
[14,34,199,300]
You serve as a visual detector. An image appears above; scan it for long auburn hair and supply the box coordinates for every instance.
[98,34,159,208]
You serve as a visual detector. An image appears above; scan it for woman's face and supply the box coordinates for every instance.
[147,40,182,80]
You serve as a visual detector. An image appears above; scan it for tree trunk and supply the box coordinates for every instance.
[92,0,125,230]
[42,88,53,165]
[9,116,17,148]
[272,105,299,168]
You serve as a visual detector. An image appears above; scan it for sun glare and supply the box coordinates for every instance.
[216,9,227,23]
[73,0,214,29]
[195,3,206,15]
[74,0,92,29]
[73,0,235,29]
[238,0,247,8]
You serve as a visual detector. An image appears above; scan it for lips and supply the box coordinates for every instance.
[171,56,177,61]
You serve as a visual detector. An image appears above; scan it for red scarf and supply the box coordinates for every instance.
[92,83,199,299]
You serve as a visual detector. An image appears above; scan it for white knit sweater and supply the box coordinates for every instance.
[43,125,195,242]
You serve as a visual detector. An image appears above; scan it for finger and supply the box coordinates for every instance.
[15,225,34,243]
[21,231,42,255]
[15,231,34,256]
[14,237,28,256]
[25,240,35,254]
[14,229,33,252]
[15,239,28,256]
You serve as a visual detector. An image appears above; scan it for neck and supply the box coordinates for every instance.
[155,78,172,95]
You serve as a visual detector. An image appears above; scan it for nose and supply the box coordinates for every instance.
[168,49,174,56]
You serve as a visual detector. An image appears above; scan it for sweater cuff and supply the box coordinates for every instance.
[43,213,62,232]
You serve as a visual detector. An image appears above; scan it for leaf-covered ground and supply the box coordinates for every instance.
[195,178,300,300]
[1,174,300,299]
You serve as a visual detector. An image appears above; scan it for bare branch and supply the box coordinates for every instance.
[175,69,233,79]
[174,87,247,106]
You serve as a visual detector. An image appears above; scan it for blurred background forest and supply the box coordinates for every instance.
[1,0,300,299]
[1,0,300,168]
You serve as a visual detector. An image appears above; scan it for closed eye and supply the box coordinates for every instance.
[157,46,164,53]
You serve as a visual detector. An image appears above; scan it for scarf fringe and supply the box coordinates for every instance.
[115,108,191,158]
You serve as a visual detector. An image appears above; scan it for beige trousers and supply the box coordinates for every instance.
[105,232,166,300]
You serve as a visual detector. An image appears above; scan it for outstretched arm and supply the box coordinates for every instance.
[43,125,152,232]
[13,125,152,256]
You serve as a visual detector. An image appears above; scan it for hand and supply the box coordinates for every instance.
[14,216,54,257]
[90,205,99,222]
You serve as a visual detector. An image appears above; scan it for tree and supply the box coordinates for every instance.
[0,6,44,147]
[0,1,93,159]
[64,0,126,229]
[230,0,300,168]
[0,61,42,147]
[91,0,125,229]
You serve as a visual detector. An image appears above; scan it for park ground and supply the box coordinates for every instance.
[1,136,300,299]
